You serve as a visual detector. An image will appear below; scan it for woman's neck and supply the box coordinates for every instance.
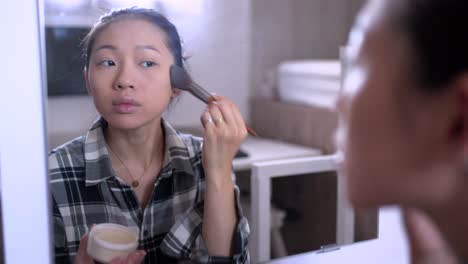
[424,175,468,260]
[105,118,165,168]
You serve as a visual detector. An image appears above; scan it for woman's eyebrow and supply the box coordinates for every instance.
[135,44,161,54]
[94,44,116,52]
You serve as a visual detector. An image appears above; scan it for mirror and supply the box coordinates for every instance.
[0,1,52,262]
[44,0,377,262]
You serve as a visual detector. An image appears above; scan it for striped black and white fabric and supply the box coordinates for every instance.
[49,118,250,263]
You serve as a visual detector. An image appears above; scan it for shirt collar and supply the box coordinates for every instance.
[84,117,196,186]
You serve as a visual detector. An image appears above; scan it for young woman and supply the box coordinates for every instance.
[49,8,249,263]
[338,0,468,263]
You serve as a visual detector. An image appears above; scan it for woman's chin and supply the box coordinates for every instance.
[347,183,383,209]
[105,115,153,131]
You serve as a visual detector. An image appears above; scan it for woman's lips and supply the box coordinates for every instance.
[112,98,141,114]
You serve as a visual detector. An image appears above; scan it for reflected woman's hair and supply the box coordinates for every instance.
[81,7,184,68]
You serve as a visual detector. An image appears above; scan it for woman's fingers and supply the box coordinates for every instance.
[74,233,94,264]
[403,208,457,264]
[79,233,89,252]
[201,110,214,128]
[201,94,247,141]
[109,250,146,264]
[128,250,146,263]
[211,101,235,128]
[209,103,225,127]
[208,96,246,137]
[230,101,248,136]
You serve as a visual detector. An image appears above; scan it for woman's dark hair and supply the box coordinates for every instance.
[390,0,468,92]
[82,7,184,68]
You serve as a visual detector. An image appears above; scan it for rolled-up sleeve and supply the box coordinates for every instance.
[160,177,250,263]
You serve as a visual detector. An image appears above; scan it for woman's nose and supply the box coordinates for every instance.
[114,66,135,90]
[116,81,134,89]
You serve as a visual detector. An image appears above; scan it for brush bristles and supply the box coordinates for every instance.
[170,64,192,91]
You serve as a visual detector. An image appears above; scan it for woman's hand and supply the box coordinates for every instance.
[403,208,458,264]
[74,233,94,264]
[200,95,248,179]
[199,95,246,255]
[75,232,146,264]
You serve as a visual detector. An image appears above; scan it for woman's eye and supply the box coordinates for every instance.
[141,61,157,68]
[98,60,115,67]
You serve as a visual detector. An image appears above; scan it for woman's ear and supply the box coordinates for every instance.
[171,88,182,98]
[84,67,93,96]
[448,75,468,156]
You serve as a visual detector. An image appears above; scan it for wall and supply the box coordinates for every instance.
[250,0,365,98]
[46,0,251,147]
[164,0,251,127]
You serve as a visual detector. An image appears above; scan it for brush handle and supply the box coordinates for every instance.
[245,126,258,137]
[189,82,212,104]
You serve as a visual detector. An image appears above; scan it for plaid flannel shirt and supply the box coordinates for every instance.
[49,118,250,263]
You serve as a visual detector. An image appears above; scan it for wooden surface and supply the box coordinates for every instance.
[250,97,338,154]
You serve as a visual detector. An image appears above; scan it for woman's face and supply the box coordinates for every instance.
[337,1,458,208]
[86,18,176,130]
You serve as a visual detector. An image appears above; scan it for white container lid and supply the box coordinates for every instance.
[87,223,139,263]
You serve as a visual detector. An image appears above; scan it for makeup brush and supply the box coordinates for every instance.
[170,64,257,136]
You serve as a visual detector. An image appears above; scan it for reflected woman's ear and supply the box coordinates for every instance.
[171,88,182,98]
[445,74,468,159]
[455,75,468,144]
[84,67,93,96]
